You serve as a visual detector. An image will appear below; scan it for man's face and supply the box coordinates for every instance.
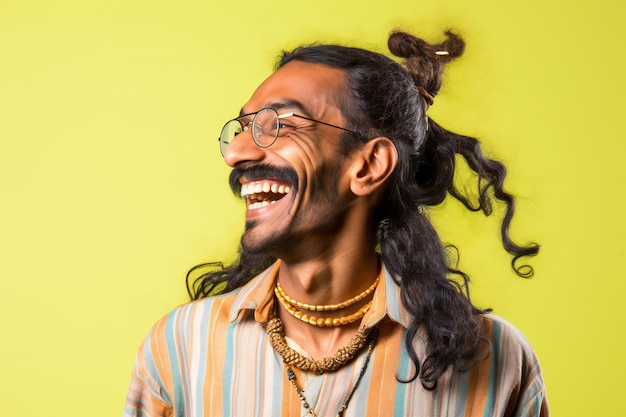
[223,61,357,258]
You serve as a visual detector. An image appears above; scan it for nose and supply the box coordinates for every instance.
[222,129,266,167]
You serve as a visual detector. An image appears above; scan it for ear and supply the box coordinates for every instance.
[349,137,398,196]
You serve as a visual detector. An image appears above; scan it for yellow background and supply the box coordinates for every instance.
[1,1,624,415]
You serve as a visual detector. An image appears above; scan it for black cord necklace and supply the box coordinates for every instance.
[284,328,379,417]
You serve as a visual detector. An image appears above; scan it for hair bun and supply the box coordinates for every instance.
[388,30,465,97]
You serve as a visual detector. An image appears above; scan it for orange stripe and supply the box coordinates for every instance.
[202,297,230,416]
[464,318,493,417]
[365,324,403,415]
[149,315,174,402]
[281,364,301,415]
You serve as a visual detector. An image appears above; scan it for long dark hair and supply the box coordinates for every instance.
[187,30,540,389]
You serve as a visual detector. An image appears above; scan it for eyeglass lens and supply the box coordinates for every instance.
[219,119,242,156]
[219,108,280,155]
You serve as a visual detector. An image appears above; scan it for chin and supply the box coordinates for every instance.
[241,228,280,256]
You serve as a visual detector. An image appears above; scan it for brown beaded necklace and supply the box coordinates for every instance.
[264,317,379,417]
[264,316,371,374]
[266,265,382,414]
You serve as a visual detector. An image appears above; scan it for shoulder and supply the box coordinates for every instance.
[133,291,242,384]
[148,289,242,342]
[125,290,248,414]
[480,314,539,363]
[477,314,549,415]
[478,313,544,381]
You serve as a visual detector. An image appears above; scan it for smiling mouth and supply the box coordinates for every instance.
[240,180,292,210]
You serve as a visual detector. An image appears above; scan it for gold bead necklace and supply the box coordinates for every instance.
[274,286,372,328]
[275,274,380,312]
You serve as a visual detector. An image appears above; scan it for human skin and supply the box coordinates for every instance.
[223,60,398,359]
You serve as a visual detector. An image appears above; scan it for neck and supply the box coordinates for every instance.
[275,222,380,305]
[262,195,382,358]
[277,251,379,300]
[273,230,380,359]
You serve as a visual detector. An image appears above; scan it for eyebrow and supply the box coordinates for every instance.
[239,99,313,118]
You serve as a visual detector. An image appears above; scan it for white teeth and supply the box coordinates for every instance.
[246,200,280,210]
[240,181,292,197]
[248,201,271,210]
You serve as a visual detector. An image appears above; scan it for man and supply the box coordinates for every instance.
[125,30,548,416]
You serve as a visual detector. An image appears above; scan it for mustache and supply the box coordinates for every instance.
[229,164,299,196]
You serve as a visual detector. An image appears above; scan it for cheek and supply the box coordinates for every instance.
[280,133,323,161]
[273,133,346,203]
[307,161,342,205]
[273,134,326,177]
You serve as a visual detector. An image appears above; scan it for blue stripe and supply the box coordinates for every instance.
[222,318,237,416]
[393,333,411,416]
[142,330,174,407]
[483,321,502,417]
[350,350,373,416]
[269,345,284,415]
[454,367,472,413]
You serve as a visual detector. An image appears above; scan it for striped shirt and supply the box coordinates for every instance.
[124,263,548,416]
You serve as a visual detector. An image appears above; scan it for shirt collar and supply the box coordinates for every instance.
[360,264,411,329]
[229,261,411,329]
[228,261,280,323]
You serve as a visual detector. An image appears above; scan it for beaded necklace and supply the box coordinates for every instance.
[275,286,372,328]
[266,265,382,414]
[275,275,380,311]
[265,316,370,374]
[284,327,379,417]
[273,274,379,328]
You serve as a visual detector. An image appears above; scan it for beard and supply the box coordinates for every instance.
[238,160,344,258]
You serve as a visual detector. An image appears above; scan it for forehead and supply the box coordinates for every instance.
[243,61,347,117]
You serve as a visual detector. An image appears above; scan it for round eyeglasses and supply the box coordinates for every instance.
[218,108,360,156]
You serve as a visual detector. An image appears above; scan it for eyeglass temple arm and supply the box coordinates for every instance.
[279,113,358,135]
